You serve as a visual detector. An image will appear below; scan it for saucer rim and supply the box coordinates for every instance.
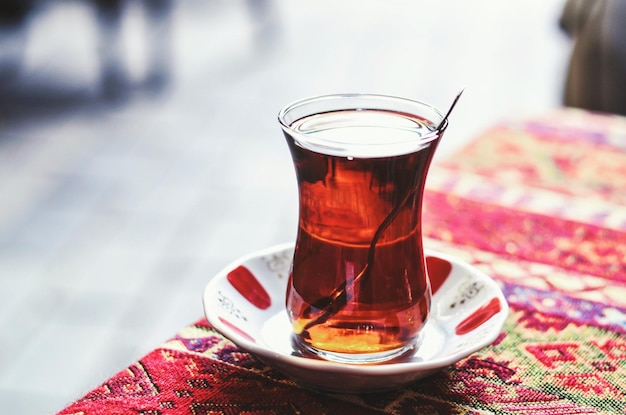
[202,242,509,376]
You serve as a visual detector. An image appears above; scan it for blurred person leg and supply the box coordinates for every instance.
[245,0,279,48]
[560,0,626,115]
[143,0,173,91]
[94,0,128,99]
[0,1,32,81]
[603,0,626,115]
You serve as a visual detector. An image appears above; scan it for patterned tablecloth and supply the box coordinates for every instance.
[59,108,626,415]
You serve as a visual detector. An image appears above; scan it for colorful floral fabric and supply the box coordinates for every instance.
[59,109,626,415]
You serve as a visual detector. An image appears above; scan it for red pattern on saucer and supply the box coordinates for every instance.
[425,255,452,294]
[227,265,272,310]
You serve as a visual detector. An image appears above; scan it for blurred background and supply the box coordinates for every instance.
[0,0,573,413]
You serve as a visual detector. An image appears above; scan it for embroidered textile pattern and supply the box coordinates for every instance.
[59,109,626,414]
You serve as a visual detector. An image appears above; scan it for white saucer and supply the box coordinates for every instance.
[203,243,508,393]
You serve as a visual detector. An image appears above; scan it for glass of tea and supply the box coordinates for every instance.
[278,94,447,364]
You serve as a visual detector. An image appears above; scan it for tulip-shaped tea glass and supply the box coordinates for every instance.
[278,94,447,364]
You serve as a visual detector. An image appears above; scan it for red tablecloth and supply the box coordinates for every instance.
[59,108,626,415]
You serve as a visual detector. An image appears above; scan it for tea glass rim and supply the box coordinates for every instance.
[277,93,447,158]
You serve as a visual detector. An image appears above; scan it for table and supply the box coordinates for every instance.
[58,108,626,414]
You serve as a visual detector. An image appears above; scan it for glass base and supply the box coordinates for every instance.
[293,332,423,365]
